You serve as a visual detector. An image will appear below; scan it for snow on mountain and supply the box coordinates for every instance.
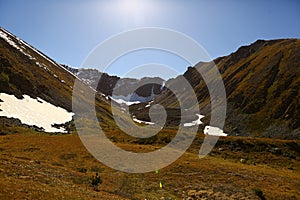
[0,29,32,59]
[129,86,156,102]
[0,93,74,133]
[111,98,141,106]
[66,66,165,105]
[112,85,156,105]
[111,93,152,105]
[160,81,165,90]
[75,68,101,87]
[0,28,76,78]
[204,126,227,136]
[183,114,204,127]
[132,115,155,125]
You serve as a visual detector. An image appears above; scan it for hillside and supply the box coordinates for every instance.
[150,39,300,139]
[0,28,75,111]
[0,27,117,133]
[63,66,164,103]
[0,27,172,139]
[1,26,299,138]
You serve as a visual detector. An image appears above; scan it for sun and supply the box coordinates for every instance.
[117,0,147,16]
[100,0,160,27]
[112,0,154,26]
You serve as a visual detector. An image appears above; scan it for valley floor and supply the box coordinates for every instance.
[0,131,299,199]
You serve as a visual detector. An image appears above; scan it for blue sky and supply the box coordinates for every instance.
[0,0,300,79]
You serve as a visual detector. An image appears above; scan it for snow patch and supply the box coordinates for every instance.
[0,93,74,133]
[0,29,32,59]
[132,116,154,125]
[160,81,165,90]
[0,28,76,80]
[112,87,156,106]
[112,85,157,105]
[204,126,227,136]
[112,98,140,106]
[0,31,21,50]
[19,37,58,67]
[183,114,204,127]
[36,62,42,67]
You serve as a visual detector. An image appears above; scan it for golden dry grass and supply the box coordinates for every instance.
[0,132,299,199]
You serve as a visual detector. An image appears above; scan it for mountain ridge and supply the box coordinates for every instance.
[0,26,299,138]
[151,38,300,138]
[63,65,164,102]
[0,27,118,133]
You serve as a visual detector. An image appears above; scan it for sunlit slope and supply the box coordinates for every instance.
[0,27,118,132]
[154,39,300,138]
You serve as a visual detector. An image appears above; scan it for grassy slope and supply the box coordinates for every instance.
[152,39,300,138]
[0,30,75,111]
[220,39,300,137]
[0,28,122,133]
[0,129,299,200]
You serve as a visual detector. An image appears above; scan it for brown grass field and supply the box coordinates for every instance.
[0,128,299,199]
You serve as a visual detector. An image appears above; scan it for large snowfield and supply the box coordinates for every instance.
[0,93,74,133]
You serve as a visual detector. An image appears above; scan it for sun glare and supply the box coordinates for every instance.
[111,0,154,26]
[99,0,162,27]
[118,0,146,15]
